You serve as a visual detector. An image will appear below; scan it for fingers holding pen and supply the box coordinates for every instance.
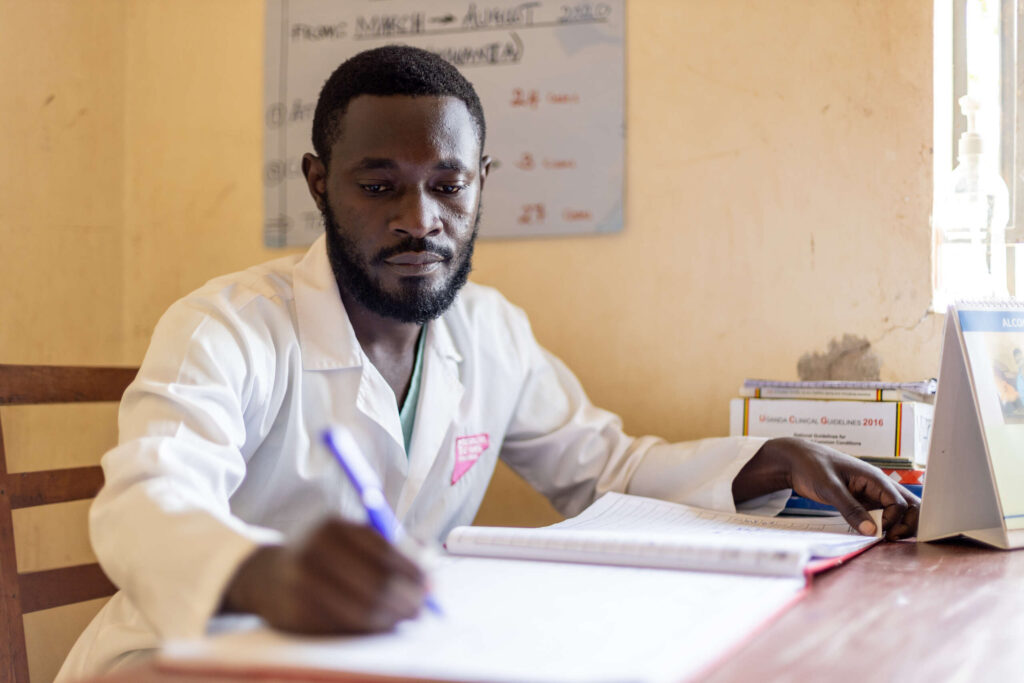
[286,568,421,634]
[300,521,427,626]
[222,518,429,635]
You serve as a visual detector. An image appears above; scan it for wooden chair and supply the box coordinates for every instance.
[0,364,137,683]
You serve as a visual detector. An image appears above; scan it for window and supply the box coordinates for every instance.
[932,0,1016,308]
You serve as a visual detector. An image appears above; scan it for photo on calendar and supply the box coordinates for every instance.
[978,333,1024,425]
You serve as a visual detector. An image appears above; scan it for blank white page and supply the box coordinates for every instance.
[161,555,806,683]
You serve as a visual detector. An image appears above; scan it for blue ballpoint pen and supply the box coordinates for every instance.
[323,426,443,616]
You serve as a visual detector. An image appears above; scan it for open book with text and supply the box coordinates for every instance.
[159,494,881,683]
[447,491,881,577]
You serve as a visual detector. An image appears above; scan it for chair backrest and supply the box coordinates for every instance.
[0,364,137,683]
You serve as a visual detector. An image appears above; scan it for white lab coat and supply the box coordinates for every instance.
[58,236,780,680]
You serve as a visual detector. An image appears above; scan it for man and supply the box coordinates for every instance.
[58,45,918,679]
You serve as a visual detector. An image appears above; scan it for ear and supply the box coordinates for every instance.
[302,153,327,209]
[479,154,492,190]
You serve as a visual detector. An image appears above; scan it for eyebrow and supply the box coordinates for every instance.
[435,159,470,173]
[353,158,398,171]
[351,157,470,173]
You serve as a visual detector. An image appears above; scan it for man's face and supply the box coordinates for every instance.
[307,95,488,324]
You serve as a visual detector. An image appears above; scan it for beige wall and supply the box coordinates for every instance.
[121,1,274,357]
[474,0,940,522]
[1,1,936,679]
[0,3,128,680]
[0,2,126,365]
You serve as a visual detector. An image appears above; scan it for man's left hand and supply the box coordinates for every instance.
[732,437,919,540]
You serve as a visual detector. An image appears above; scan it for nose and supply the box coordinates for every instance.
[390,189,443,238]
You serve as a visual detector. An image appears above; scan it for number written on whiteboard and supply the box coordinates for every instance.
[518,203,546,225]
[511,88,540,109]
[511,88,581,109]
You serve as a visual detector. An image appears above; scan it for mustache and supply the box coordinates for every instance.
[374,238,455,263]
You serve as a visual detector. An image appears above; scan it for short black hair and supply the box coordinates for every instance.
[311,45,486,167]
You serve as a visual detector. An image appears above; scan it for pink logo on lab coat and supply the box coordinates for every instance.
[452,433,490,484]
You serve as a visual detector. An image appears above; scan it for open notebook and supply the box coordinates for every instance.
[159,494,881,683]
[447,491,881,577]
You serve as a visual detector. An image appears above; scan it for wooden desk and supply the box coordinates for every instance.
[704,539,1024,682]
[86,540,1024,683]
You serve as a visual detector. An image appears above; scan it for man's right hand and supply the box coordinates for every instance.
[221,518,428,634]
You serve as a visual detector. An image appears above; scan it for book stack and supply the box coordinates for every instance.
[729,379,934,515]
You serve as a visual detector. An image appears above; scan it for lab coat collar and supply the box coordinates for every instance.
[293,236,363,371]
[424,306,463,365]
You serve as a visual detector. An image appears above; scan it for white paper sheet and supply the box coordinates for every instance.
[161,555,805,683]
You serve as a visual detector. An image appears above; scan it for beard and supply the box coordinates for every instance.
[322,199,480,325]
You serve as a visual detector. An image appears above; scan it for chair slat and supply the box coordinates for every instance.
[17,564,117,614]
[0,365,136,405]
[0,364,136,683]
[0,489,29,682]
[6,467,105,509]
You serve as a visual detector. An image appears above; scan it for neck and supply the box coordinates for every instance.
[338,288,422,358]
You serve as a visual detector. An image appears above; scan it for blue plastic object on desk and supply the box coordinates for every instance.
[784,484,923,515]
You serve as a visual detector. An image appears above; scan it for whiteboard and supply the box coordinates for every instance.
[263,0,625,247]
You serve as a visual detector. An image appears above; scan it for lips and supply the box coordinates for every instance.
[384,252,444,266]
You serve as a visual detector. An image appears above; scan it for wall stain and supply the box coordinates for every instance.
[798,334,881,381]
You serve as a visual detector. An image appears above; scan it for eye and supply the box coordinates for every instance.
[436,183,466,195]
[359,183,391,195]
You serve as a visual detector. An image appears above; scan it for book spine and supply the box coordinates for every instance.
[738,387,902,401]
[729,398,932,465]
[954,298,1024,309]
[895,403,903,458]
[786,485,923,514]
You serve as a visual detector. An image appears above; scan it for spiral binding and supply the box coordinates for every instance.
[954,298,1024,309]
